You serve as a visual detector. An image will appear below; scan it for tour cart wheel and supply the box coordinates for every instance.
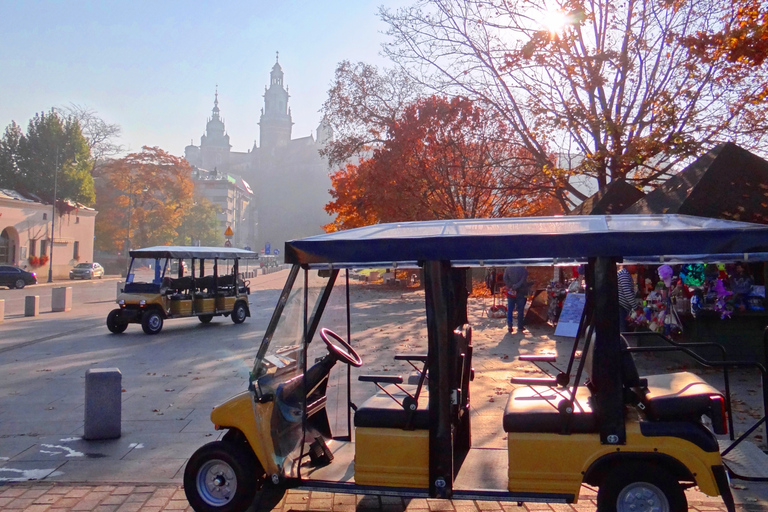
[231,302,247,324]
[106,309,128,334]
[141,310,164,335]
[199,314,214,324]
[597,464,686,512]
[319,328,363,367]
[184,440,259,512]
[14,278,25,289]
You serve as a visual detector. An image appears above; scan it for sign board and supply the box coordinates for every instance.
[224,239,232,248]
[554,292,586,337]
[224,226,234,237]
[273,249,280,256]
[265,242,271,255]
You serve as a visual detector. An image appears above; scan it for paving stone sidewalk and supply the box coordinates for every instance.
[1,484,765,512]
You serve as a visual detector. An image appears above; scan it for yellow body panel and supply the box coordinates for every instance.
[117,292,166,308]
[210,390,280,477]
[355,427,429,488]
[216,296,236,311]
[195,298,215,313]
[508,421,723,499]
[170,299,192,316]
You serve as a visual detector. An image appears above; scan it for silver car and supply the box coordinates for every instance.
[69,262,104,280]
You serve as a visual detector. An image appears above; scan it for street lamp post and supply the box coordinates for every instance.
[47,149,59,283]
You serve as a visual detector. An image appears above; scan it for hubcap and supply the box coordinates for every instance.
[148,315,161,330]
[617,482,669,512]
[197,459,237,506]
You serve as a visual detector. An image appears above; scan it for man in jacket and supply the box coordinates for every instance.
[504,266,530,333]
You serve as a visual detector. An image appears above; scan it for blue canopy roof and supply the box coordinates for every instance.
[130,246,259,259]
[284,215,768,268]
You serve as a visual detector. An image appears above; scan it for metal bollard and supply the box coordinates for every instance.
[84,368,122,440]
[51,287,72,312]
[24,296,39,317]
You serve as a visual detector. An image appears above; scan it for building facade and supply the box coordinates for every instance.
[184,56,333,256]
[190,168,255,248]
[0,189,97,278]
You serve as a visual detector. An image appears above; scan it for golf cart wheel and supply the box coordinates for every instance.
[199,314,214,324]
[597,464,686,512]
[106,309,128,334]
[184,440,258,512]
[231,302,247,324]
[141,310,164,335]
[14,278,25,289]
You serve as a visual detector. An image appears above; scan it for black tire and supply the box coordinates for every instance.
[141,310,164,335]
[199,314,214,324]
[106,309,128,334]
[183,440,259,512]
[597,463,687,512]
[231,302,247,324]
[14,279,25,289]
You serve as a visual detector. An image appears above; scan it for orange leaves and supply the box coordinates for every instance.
[324,95,558,231]
[95,146,194,252]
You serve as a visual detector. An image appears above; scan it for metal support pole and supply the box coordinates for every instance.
[47,150,59,283]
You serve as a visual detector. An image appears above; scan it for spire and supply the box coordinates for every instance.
[212,85,220,118]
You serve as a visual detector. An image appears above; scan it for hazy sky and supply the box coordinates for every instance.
[0,1,405,157]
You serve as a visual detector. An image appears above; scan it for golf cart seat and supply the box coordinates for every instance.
[354,382,430,429]
[503,384,597,433]
[634,372,726,433]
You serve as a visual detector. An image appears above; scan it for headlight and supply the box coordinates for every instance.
[118,299,125,305]
[139,300,146,306]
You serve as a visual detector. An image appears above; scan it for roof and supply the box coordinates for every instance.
[129,246,259,259]
[284,214,768,268]
[0,189,37,203]
[625,143,768,223]
[570,179,645,215]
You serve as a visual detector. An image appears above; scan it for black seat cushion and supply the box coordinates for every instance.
[503,385,597,433]
[640,372,722,421]
[354,385,429,429]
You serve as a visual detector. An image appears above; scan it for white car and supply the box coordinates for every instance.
[69,262,105,280]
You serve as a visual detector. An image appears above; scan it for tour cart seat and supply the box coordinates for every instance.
[354,384,430,429]
[502,384,597,433]
[635,372,726,432]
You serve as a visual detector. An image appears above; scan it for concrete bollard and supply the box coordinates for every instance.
[51,287,72,312]
[0,299,4,323]
[84,368,122,440]
[24,296,39,317]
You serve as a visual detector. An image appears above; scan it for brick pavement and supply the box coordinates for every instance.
[1,484,765,512]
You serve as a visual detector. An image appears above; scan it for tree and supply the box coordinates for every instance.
[61,103,123,173]
[380,0,768,211]
[174,198,225,247]
[0,110,95,206]
[324,95,558,231]
[320,60,423,167]
[95,146,194,252]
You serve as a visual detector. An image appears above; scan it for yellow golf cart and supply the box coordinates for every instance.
[184,215,768,512]
[107,246,257,335]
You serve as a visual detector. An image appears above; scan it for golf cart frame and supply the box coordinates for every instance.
[107,246,257,335]
[185,215,768,512]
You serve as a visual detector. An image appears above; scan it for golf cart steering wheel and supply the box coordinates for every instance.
[319,328,363,367]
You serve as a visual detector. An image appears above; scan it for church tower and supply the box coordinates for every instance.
[200,88,232,170]
[259,53,293,149]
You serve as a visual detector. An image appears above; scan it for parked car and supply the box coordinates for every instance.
[69,262,104,280]
[0,265,37,289]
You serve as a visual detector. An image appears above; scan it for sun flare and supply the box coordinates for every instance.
[541,9,569,34]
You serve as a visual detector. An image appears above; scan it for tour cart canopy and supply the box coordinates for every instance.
[284,214,768,268]
[129,246,259,260]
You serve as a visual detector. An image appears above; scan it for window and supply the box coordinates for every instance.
[73,241,80,260]
[43,213,47,220]
[40,240,48,256]
[29,240,36,257]
[76,217,80,224]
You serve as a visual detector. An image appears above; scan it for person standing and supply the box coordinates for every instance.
[618,265,638,332]
[504,266,530,333]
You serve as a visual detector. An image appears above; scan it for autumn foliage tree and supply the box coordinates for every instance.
[381,0,768,211]
[95,147,194,252]
[324,96,558,231]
